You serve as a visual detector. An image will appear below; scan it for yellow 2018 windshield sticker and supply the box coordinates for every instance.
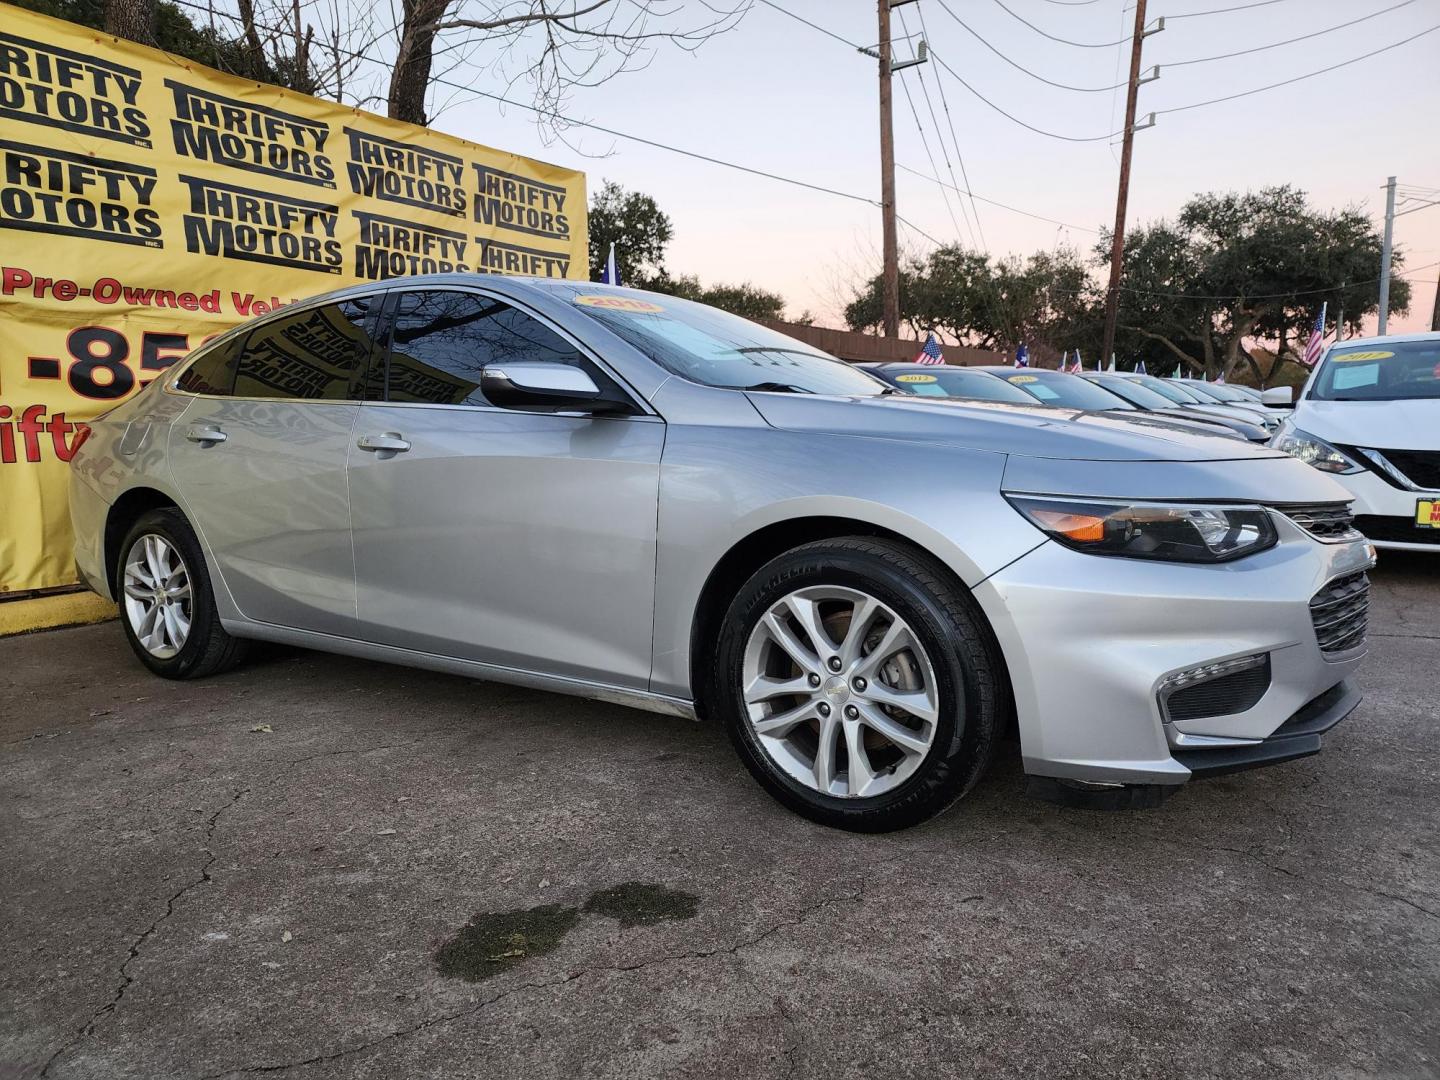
[1331,350,1393,362]
[1008,374,1038,383]
[573,295,665,313]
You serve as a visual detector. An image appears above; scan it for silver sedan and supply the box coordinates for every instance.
[70,276,1375,830]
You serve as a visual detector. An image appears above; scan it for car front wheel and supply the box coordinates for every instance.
[713,537,1004,832]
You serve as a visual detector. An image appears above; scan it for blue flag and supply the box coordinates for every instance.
[1015,344,1030,368]
[599,242,620,285]
[1134,359,1147,375]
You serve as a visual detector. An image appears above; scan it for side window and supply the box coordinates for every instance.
[385,289,590,407]
[233,297,377,401]
[175,333,246,395]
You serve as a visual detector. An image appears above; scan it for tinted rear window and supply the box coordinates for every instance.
[234,298,377,400]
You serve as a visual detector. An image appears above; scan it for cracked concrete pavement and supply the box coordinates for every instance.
[3,553,1437,1079]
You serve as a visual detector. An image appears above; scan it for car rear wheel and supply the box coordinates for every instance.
[117,509,246,679]
[713,537,1003,832]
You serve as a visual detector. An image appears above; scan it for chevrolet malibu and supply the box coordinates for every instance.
[70,277,1375,831]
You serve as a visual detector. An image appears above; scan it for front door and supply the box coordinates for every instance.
[168,295,381,635]
[347,287,664,688]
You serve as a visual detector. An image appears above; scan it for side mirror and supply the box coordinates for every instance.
[1260,386,1294,407]
[481,364,631,415]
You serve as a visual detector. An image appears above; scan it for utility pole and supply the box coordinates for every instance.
[866,0,924,339]
[1099,3,1160,368]
[1431,276,1440,332]
[1378,175,1396,334]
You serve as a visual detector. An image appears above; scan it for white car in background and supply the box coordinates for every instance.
[1272,332,1440,551]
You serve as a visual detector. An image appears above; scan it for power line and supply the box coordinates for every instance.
[896,164,1100,233]
[1164,0,1294,19]
[1163,0,1417,67]
[896,68,975,247]
[896,6,979,247]
[929,48,1126,142]
[753,0,862,50]
[986,0,1135,48]
[934,0,1128,92]
[1156,23,1440,115]
[913,2,987,250]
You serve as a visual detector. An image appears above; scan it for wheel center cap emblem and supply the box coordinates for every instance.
[823,676,850,704]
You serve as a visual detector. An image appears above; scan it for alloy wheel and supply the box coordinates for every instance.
[122,534,193,659]
[741,586,941,799]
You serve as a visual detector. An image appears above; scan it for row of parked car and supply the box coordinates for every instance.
[861,363,1283,444]
[863,340,1439,556]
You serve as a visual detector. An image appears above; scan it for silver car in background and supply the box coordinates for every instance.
[70,277,1375,830]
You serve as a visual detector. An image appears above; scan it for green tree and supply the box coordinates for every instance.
[845,245,1097,359]
[1110,186,1410,383]
[587,181,673,289]
[658,276,785,321]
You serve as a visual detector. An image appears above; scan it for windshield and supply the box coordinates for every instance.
[1312,340,1440,401]
[1200,383,1254,403]
[880,368,1036,403]
[1087,376,1175,410]
[1134,375,1202,404]
[1180,382,1227,403]
[999,371,1135,410]
[552,286,886,396]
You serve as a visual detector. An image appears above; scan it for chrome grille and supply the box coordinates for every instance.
[1380,449,1440,490]
[1309,572,1369,656]
[1279,503,1361,542]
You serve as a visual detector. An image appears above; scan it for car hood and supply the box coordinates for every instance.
[1292,398,1440,450]
[747,393,1285,463]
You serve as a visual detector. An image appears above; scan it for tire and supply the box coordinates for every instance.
[116,508,247,679]
[712,537,1004,833]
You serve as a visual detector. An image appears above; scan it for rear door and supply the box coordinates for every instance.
[346,286,665,688]
[168,295,382,635]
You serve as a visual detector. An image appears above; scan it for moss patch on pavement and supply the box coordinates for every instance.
[434,903,580,982]
[582,882,699,927]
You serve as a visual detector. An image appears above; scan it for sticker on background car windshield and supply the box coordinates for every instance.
[1331,350,1394,362]
[896,374,938,383]
[573,295,665,313]
[1417,498,1440,529]
[1008,375,1038,383]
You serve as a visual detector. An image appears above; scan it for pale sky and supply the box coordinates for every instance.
[417,0,1439,331]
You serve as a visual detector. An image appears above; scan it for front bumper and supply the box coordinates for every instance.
[972,522,1374,787]
[1330,467,1440,552]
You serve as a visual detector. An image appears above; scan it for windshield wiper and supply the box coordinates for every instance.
[739,381,815,394]
[730,347,830,359]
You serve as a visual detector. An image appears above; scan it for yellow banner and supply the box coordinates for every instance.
[0,3,588,594]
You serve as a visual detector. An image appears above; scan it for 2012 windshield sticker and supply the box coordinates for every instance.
[573,296,663,313]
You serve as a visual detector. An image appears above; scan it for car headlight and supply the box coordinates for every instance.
[1269,426,1361,474]
[1004,495,1278,563]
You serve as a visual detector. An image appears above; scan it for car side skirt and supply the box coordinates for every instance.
[224,619,698,720]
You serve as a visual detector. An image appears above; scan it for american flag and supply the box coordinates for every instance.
[915,331,945,365]
[1135,359,1147,375]
[1068,348,1084,373]
[1302,303,1328,368]
[1015,343,1030,368]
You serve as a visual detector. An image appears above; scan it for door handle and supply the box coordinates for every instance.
[185,424,227,445]
[356,432,411,454]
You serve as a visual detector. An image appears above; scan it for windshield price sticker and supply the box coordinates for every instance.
[1008,374,1038,384]
[573,295,664,313]
[896,374,938,383]
[1331,350,1394,362]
